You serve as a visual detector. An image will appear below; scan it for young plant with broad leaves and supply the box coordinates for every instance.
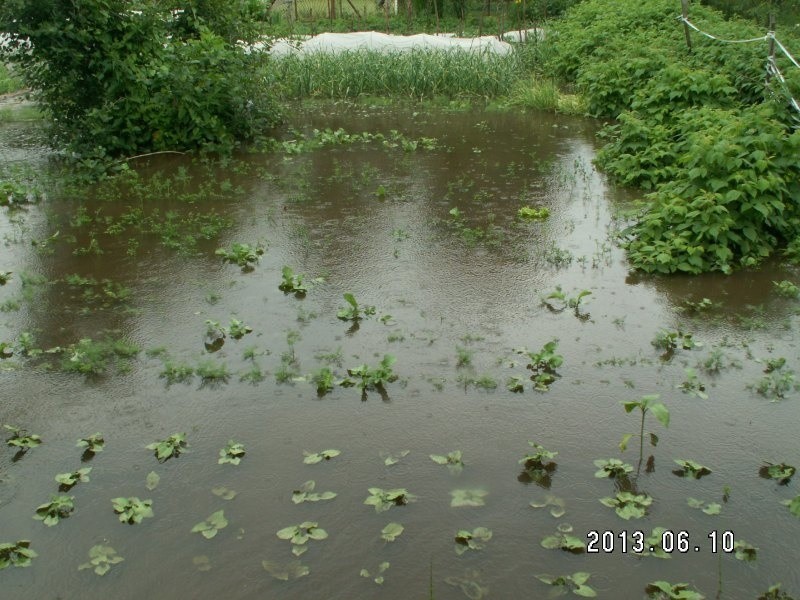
[536,572,597,597]
[651,330,700,358]
[341,355,397,398]
[619,394,669,472]
[360,561,390,585]
[292,481,337,504]
[146,433,187,462]
[541,523,586,553]
[381,523,404,542]
[645,581,704,600]
[112,497,153,524]
[337,293,376,322]
[365,488,416,512]
[430,450,464,474]
[600,492,653,520]
[454,527,492,555]
[191,510,228,539]
[687,498,721,515]
[530,495,566,518]
[4,424,42,451]
[78,545,124,576]
[673,459,712,479]
[0,541,37,569]
[215,243,264,270]
[517,340,564,391]
[594,458,633,479]
[218,440,245,465]
[227,319,252,339]
[542,286,592,317]
[33,495,74,526]
[76,433,104,456]
[276,522,328,556]
[519,442,558,486]
[759,462,795,485]
[279,266,321,296]
[55,467,91,490]
[303,449,340,464]
[677,368,708,399]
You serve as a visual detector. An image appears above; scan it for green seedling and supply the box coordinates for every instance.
[215,243,264,270]
[773,280,799,298]
[292,480,337,504]
[619,395,669,464]
[651,329,700,356]
[33,495,74,526]
[734,540,758,561]
[365,488,415,512]
[758,584,794,600]
[455,345,473,368]
[112,497,153,524]
[543,286,592,314]
[530,495,566,518]
[276,522,328,556]
[0,540,37,569]
[750,360,798,400]
[536,572,597,597]
[781,495,800,517]
[62,337,139,375]
[279,266,309,296]
[337,293,376,322]
[360,561,390,585]
[303,449,340,464]
[454,527,492,555]
[55,467,92,490]
[0,271,11,285]
[430,450,464,474]
[673,459,712,479]
[381,450,410,466]
[76,433,104,455]
[759,462,795,485]
[146,433,187,462]
[5,424,42,450]
[677,368,708,399]
[645,581,704,600]
[311,367,337,396]
[593,458,633,479]
[381,523,404,542]
[228,319,252,339]
[450,488,488,508]
[78,545,124,575]
[262,560,310,581]
[341,355,397,396]
[191,510,228,539]
[518,340,563,391]
[145,471,160,491]
[687,498,721,515]
[218,440,245,465]
[517,206,550,221]
[600,492,653,520]
[519,442,558,486]
[541,523,585,553]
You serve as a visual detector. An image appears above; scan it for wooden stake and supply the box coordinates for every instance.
[681,0,692,52]
[767,13,776,84]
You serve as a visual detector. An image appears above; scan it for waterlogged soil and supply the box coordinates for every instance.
[1,102,799,600]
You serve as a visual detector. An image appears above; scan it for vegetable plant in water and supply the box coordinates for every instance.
[759,462,795,485]
[341,355,397,398]
[454,527,492,555]
[619,394,669,470]
[518,341,564,391]
[530,495,566,518]
[687,498,721,515]
[450,489,488,508]
[0,540,37,569]
[276,522,328,556]
[381,523,404,542]
[292,481,337,504]
[4,424,42,450]
[542,286,592,316]
[311,367,337,396]
[677,368,708,399]
[78,545,123,576]
[651,330,700,358]
[364,488,415,512]
[55,467,91,490]
[593,458,633,479]
[541,523,586,553]
[215,243,264,270]
[336,293,376,322]
[218,440,245,465]
[430,450,464,474]
[76,433,104,456]
[517,206,550,221]
[227,318,252,339]
[279,266,318,296]
[673,459,712,479]
[780,495,800,518]
[33,495,74,526]
[519,442,558,486]
[599,492,653,520]
[536,572,597,597]
[262,560,309,581]
[360,561,390,585]
[303,449,340,464]
[112,497,153,524]
[146,433,187,462]
[645,581,704,600]
[191,510,228,539]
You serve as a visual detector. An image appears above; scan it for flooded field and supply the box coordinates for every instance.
[1,101,799,599]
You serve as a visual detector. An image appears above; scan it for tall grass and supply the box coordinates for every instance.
[0,63,22,95]
[272,46,535,99]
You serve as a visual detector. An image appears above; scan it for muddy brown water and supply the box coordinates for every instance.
[1,102,799,599]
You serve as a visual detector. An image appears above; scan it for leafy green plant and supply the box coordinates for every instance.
[773,280,800,298]
[759,462,796,485]
[311,367,337,396]
[276,522,328,556]
[279,266,319,296]
[454,527,492,555]
[0,341,12,358]
[33,495,75,526]
[519,442,558,485]
[342,355,397,395]
[303,449,341,464]
[112,497,153,524]
[76,433,104,455]
[677,368,708,399]
[652,330,700,355]
[360,561,390,585]
[757,584,796,600]
[673,459,712,479]
[381,523,404,542]
[593,458,633,479]
[536,572,597,597]
[430,450,464,474]
[228,319,252,340]
[687,498,721,516]
[365,488,416,512]
[455,345,473,368]
[4,424,42,450]
[0,271,11,285]
[195,360,230,385]
[62,337,139,376]
[506,376,526,392]
[381,450,410,466]
[643,527,672,559]
[337,293,376,321]
[292,481,337,504]
[517,206,551,221]
[530,495,567,518]
[218,440,245,465]
[750,361,798,400]
[645,581,704,600]
[191,510,228,539]
[450,489,488,508]
[733,540,757,562]
[599,492,653,520]
[619,394,669,457]
[543,287,592,313]
[215,243,264,270]
[780,495,800,518]
[78,545,124,576]
[146,433,187,462]
[541,524,586,553]
[0,540,37,569]
[55,468,92,490]
[262,559,310,581]
[518,340,564,391]
[160,360,195,384]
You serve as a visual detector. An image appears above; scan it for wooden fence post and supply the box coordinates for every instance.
[681,0,692,52]
[767,13,776,84]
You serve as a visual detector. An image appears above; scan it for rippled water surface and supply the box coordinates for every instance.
[1,102,799,600]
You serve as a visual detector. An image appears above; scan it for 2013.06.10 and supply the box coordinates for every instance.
[586,530,737,554]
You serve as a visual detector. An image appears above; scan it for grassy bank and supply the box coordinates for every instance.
[0,63,22,95]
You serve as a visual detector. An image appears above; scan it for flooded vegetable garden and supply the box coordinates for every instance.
[1,101,799,599]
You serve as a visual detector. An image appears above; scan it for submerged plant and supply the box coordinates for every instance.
[360,561,390,585]
[652,330,700,356]
[454,527,492,555]
[541,523,586,553]
[78,545,124,576]
[4,424,42,450]
[215,243,264,270]
[62,337,139,375]
[337,293,376,322]
[218,440,245,465]
[759,462,796,485]
[677,368,708,399]
[55,467,92,490]
[146,433,187,462]
[311,367,337,396]
[780,495,800,518]
[645,581,704,600]
[536,572,597,597]
[593,458,633,479]
[0,540,37,569]
[381,523,404,542]
[33,495,74,526]
[517,206,550,221]
[276,522,328,556]
[191,510,228,539]
[262,559,310,581]
[303,449,340,464]
[773,280,800,298]
[292,480,337,504]
[750,360,798,400]
[365,488,415,513]
[673,459,712,479]
[599,492,653,520]
[757,584,795,600]
[450,488,488,508]
[112,497,153,524]
[76,433,104,455]
[530,495,566,518]
[430,450,464,474]
[687,498,721,516]
[543,287,592,314]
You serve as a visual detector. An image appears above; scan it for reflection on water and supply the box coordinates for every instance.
[1,102,799,599]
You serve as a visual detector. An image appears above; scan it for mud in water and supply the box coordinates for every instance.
[1,102,799,599]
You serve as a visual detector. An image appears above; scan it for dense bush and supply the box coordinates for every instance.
[0,0,281,159]
[546,0,800,273]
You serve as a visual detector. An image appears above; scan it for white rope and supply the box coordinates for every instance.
[771,35,800,70]
[677,16,768,44]
[767,59,800,115]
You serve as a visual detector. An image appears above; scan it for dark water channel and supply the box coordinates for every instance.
[1,102,799,599]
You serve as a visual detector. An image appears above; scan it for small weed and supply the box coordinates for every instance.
[111,497,153,524]
[365,488,415,513]
[146,433,187,462]
[337,293,376,322]
[78,545,124,576]
[218,441,245,465]
[33,495,75,526]
[215,243,264,270]
[673,459,712,479]
[536,572,596,597]
[0,540,37,569]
